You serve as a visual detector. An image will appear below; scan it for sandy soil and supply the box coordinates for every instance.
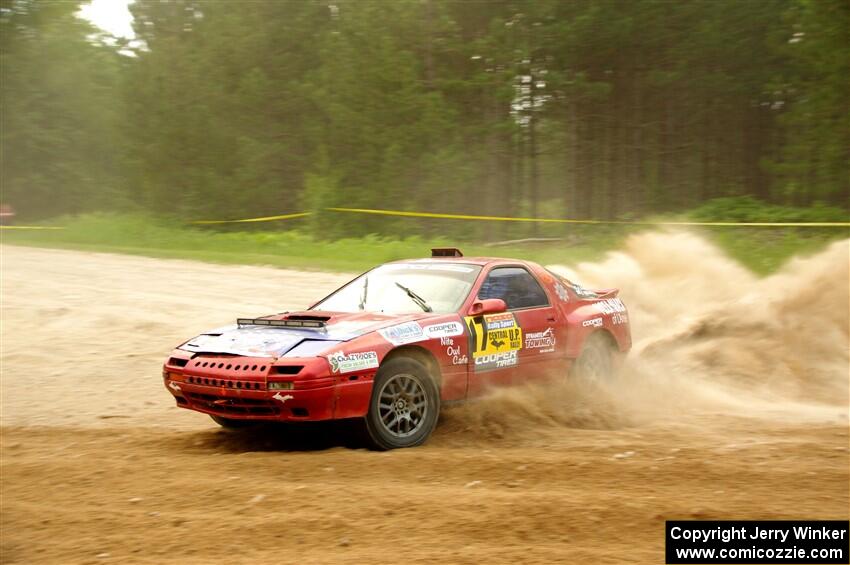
[1,242,848,564]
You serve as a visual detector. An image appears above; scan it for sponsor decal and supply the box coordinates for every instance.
[484,312,518,330]
[272,393,294,404]
[182,328,300,357]
[474,350,518,371]
[440,336,469,365]
[612,312,629,325]
[525,327,556,351]
[594,298,626,315]
[554,282,569,302]
[378,321,425,345]
[582,317,604,328]
[423,321,465,339]
[168,381,181,392]
[328,351,379,374]
[464,312,523,372]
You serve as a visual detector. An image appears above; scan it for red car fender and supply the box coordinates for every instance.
[321,332,390,419]
[325,314,471,418]
[529,263,631,359]
[397,315,469,401]
[563,298,632,359]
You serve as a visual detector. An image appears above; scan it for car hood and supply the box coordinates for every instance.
[179,311,432,358]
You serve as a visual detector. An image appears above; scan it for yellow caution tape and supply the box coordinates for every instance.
[0,225,66,230]
[325,207,850,228]
[5,208,849,229]
[189,212,312,225]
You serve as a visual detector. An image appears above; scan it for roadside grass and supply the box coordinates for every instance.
[1,212,846,275]
[698,229,847,275]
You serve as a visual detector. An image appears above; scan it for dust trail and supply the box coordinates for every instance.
[565,232,849,407]
[440,232,849,441]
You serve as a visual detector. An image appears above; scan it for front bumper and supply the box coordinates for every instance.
[163,355,374,422]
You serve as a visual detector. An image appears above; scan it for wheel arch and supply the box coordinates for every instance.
[572,328,619,358]
[592,329,619,349]
[382,345,442,390]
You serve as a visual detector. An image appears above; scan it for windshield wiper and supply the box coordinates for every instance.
[394,282,433,312]
[359,276,369,310]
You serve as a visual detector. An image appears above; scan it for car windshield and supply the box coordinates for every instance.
[312,262,481,314]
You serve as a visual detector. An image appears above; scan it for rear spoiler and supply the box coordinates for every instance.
[237,318,326,329]
[593,288,619,298]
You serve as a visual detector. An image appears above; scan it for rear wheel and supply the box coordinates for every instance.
[209,414,259,429]
[571,332,615,383]
[361,358,440,450]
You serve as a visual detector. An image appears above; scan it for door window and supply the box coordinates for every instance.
[477,267,549,310]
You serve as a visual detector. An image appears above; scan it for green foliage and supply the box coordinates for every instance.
[1,213,625,272]
[1,0,847,232]
[691,196,849,223]
[1,0,128,217]
[690,197,848,274]
[768,0,850,205]
[3,211,842,276]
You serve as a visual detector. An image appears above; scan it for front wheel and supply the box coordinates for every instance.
[361,358,440,450]
[571,332,615,383]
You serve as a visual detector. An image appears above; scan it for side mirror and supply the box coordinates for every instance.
[469,298,507,316]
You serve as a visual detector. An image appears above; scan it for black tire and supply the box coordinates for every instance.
[361,357,440,450]
[209,414,259,429]
[571,332,615,383]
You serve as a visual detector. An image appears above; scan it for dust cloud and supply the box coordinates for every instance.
[442,232,849,441]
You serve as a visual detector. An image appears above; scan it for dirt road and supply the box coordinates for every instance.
[1,240,848,564]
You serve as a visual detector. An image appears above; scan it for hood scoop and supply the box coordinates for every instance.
[286,313,332,322]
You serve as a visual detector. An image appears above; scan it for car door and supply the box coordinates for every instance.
[467,265,561,388]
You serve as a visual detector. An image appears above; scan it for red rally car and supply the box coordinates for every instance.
[163,248,631,449]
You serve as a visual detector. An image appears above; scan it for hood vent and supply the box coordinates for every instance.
[271,365,304,375]
[167,357,189,368]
